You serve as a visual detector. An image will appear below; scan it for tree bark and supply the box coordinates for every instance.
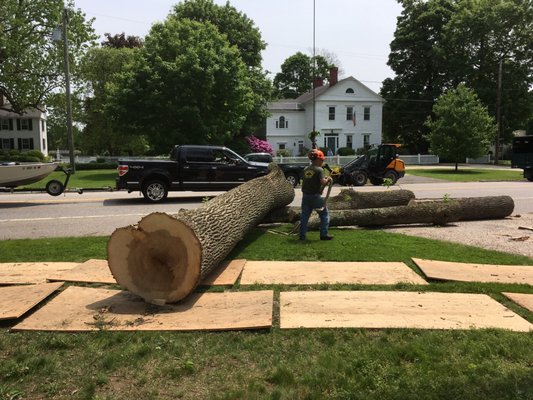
[107,165,294,303]
[414,196,514,220]
[262,189,416,223]
[327,189,415,210]
[306,201,462,229]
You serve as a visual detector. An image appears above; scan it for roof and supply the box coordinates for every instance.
[268,100,304,111]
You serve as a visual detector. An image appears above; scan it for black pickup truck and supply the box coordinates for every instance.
[116,145,305,202]
[511,135,533,181]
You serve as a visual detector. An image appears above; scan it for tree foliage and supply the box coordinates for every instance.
[170,0,265,69]
[273,52,334,99]
[381,0,532,153]
[106,19,255,154]
[0,0,95,114]
[101,32,143,49]
[426,84,495,170]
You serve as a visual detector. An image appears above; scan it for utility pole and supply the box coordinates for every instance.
[311,0,317,149]
[494,59,502,165]
[62,7,75,173]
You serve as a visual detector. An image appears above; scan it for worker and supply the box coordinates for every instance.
[299,149,333,241]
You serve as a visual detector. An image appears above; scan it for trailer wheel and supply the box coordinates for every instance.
[285,173,299,187]
[383,170,398,185]
[45,180,64,196]
[142,180,168,203]
[351,171,368,186]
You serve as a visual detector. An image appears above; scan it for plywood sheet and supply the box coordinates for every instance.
[0,282,63,320]
[280,291,532,332]
[0,262,78,284]
[502,292,533,313]
[46,259,116,284]
[201,259,245,286]
[240,261,427,285]
[412,258,533,284]
[13,286,273,332]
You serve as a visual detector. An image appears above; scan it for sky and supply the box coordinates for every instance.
[72,0,404,93]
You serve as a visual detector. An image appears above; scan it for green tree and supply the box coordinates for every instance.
[273,52,333,99]
[381,0,532,153]
[101,32,143,49]
[169,0,271,137]
[0,0,95,114]
[425,84,495,171]
[106,19,255,154]
[79,46,148,155]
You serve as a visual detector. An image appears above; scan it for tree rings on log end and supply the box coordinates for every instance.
[107,212,202,304]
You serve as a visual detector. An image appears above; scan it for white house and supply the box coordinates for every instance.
[0,96,48,154]
[266,68,384,156]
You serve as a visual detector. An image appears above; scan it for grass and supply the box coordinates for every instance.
[1,229,533,399]
[407,168,525,182]
[21,169,117,190]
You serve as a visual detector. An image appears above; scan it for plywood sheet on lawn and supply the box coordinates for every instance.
[0,262,78,284]
[46,259,116,284]
[13,286,273,332]
[412,258,533,285]
[200,259,245,286]
[240,261,427,285]
[280,291,532,332]
[0,282,63,320]
[502,292,533,313]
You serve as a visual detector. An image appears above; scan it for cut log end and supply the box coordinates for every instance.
[107,213,202,303]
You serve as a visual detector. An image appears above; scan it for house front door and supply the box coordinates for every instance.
[325,135,337,154]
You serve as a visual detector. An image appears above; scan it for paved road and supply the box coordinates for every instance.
[1,179,532,239]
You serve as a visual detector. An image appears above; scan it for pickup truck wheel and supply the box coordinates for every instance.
[285,173,299,187]
[525,170,533,181]
[142,180,168,203]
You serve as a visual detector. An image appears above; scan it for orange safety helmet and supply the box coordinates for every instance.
[308,149,325,161]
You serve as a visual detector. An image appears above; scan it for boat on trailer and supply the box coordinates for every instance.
[0,162,59,187]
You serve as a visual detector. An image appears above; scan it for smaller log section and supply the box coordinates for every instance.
[305,195,514,229]
[107,165,295,304]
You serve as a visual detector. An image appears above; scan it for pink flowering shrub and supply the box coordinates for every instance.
[245,135,273,155]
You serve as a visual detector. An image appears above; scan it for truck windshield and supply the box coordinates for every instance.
[224,149,247,163]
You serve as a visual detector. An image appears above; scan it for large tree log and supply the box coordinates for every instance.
[263,189,416,223]
[107,165,294,303]
[413,196,514,221]
[306,201,462,229]
[328,189,416,210]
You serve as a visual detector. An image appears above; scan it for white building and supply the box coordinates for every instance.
[266,68,384,156]
[0,97,48,154]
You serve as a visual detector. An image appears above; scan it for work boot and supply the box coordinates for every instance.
[320,235,334,241]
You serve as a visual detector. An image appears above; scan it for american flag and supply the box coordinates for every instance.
[352,110,356,126]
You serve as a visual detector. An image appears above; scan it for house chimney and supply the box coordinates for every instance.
[313,77,323,88]
[329,67,338,86]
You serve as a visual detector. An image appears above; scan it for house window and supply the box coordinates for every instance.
[1,138,14,150]
[363,134,370,148]
[19,138,34,150]
[346,135,353,149]
[364,107,370,121]
[276,116,288,129]
[328,107,335,120]
[345,88,354,94]
[42,138,46,150]
[278,143,286,150]
[41,120,45,131]
[21,119,30,130]
[0,119,10,130]
[298,140,304,155]
[346,107,353,121]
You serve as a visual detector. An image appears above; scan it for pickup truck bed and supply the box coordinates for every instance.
[116,145,305,202]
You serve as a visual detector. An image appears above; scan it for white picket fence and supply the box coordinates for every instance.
[274,154,441,166]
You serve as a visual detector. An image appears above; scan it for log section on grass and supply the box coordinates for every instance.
[107,165,295,304]
[413,196,514,221]
[307,201,462,229]
[263,189,416,223]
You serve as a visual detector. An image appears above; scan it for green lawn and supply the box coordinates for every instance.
[21,169,117,190]
[407,167,525,182]
[1,229,533,400]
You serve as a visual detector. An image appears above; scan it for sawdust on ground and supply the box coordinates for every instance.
[379,213,533,259]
